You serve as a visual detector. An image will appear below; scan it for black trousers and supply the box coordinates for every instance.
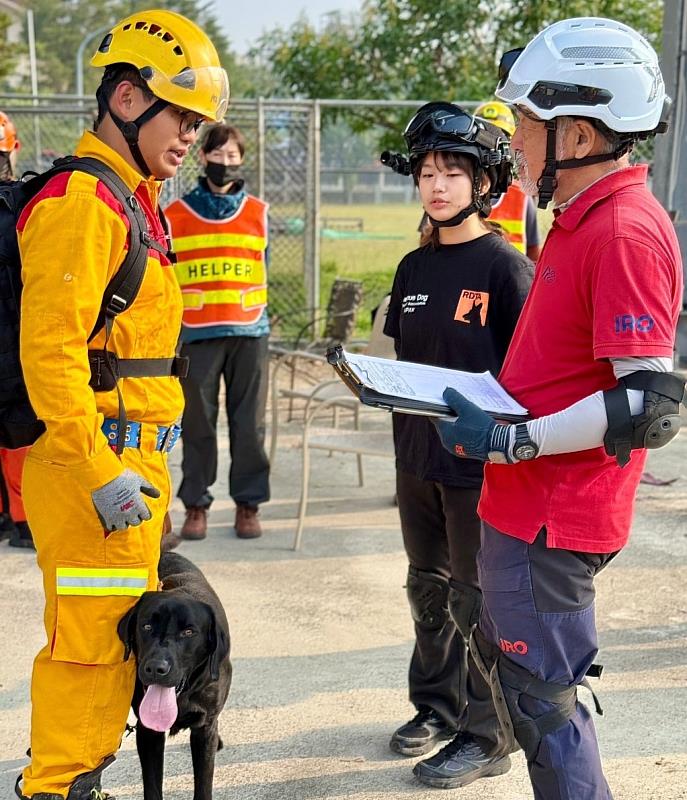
[177,336,270,509]
[396,469,482,728]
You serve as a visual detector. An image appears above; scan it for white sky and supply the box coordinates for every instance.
[211,0,361,54]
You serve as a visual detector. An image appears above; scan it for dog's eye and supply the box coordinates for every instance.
[180,628,195,638]
[142,623,152,632]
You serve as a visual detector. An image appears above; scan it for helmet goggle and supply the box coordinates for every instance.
[497,48,524,89]
[404,102,476,152]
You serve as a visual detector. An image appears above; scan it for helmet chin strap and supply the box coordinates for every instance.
[97,86,169,178]
[428,171,488,228]
[535,118,632,209]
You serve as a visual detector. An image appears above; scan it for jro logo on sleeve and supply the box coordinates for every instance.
[455,290,489,326]
[614,314,654,333]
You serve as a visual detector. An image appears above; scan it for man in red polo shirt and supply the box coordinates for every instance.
[413,17,682,799]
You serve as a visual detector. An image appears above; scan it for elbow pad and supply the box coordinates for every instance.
[603,371,686,467]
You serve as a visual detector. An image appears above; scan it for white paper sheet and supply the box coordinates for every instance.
[342,350,528,416]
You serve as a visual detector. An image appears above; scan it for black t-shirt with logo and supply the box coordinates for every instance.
[384,232,533,488]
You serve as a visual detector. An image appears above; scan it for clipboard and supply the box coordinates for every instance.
[326,345,529,422]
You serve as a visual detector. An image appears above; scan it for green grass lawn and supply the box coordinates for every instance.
[270,201,554,340]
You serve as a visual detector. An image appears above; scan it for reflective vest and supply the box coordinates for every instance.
[167,194,269,328]
[489,183,528,253]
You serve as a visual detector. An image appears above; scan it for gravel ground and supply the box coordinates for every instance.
[1,408,686,800]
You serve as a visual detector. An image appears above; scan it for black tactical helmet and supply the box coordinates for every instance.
[403,101,513,198]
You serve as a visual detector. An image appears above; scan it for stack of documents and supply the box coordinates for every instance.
[327,346,528,421]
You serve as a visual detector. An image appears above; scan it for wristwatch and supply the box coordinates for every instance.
[512,423,539,461]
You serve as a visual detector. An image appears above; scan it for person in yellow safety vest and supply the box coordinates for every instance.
[0,110,34,550]
[165,123,270,541]
[15,10,228,800]
[475,101,542,262]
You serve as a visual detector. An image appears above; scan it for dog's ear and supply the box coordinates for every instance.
[117,599,140,661]
[204,603,229,681]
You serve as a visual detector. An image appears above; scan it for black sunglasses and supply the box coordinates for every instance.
[497,48,524,87]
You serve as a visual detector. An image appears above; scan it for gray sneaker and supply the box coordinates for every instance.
[390,706,457,756]
[413,733,511,788]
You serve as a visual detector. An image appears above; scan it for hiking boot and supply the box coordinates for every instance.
[390,706,457,756]
[413,733,511,789]
[9,521,35,550]
[180,507,208,540]
[0,513,17,542]
[235,504,262,539]
[160,511,181,552]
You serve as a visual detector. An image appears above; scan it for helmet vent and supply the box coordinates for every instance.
[173,45,183,56]
[560,46,638,60]
[122,24,131,31]
[98,33,113,53]
[148,24,161,35]
[498,80,530,101]
[162,32,173,42]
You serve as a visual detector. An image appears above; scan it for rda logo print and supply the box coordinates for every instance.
[455,290,489,326]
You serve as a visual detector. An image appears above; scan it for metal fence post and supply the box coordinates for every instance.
[303,100,321,329]
[256,96,265,199]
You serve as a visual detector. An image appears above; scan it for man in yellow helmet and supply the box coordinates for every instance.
[475,101,541,261]
[15,11,228,799]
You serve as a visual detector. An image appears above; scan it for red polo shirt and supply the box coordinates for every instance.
[478,166,682,553]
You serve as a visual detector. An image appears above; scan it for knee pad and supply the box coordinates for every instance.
[406,566,449,631]
[497,656,578,760]
[448,580,482,640]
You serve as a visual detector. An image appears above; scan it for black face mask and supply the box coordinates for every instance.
[205,162,242,187]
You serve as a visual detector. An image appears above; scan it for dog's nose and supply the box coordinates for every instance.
[143,659,171,679]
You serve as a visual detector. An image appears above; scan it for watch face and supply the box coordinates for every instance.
[514,443,537,461]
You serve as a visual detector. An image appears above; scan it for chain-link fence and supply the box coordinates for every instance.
[1,95,318,343]
[0,94,661,344]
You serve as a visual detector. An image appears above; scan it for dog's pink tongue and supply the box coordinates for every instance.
[139,685,178,732]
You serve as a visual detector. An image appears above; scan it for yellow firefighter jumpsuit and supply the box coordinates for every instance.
[17,131,184,798]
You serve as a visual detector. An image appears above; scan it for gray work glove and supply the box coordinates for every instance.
[91,469,161,531]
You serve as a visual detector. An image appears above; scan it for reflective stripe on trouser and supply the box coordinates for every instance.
[20,445,171,798]
[473,523,614,800]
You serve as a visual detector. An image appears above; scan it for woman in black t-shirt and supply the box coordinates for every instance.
[382,103,533,781]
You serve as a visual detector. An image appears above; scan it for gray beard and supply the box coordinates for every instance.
[514,150,540,198]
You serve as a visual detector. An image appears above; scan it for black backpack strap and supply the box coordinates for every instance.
[43,157,153,455]
[36,156,150,343]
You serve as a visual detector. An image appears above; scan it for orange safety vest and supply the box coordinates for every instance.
[489,183,528,253]
[167,194,269,327]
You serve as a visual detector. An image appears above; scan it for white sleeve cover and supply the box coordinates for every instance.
[526,356,673,457]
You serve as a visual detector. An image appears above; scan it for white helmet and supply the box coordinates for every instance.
[495,17,668,135]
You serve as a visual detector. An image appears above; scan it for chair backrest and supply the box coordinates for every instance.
[322,278,364,344]
[366,293,396,359]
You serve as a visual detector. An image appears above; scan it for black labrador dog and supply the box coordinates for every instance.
[118,552,232,800]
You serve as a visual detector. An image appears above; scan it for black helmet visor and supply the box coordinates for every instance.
[404,103,475,152]
[496,47,524,90]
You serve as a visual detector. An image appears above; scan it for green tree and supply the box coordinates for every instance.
[0,13,20,84]
[13,0,251,97]
[256,0,664,150]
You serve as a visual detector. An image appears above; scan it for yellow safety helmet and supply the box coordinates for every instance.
[91,9,229,122]
[474,101,516,137]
